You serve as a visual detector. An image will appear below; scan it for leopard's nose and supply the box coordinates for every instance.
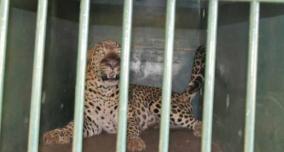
[107,59,119,69]
[101,52,120,68]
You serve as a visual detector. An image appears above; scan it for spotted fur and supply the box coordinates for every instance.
[43,40,205,152]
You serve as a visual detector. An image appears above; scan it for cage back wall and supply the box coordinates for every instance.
[0,0,284,152]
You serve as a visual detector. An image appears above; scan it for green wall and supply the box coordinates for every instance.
[0,8,78,152]
[0,9,35,152]
[255,12,284,152]
[212,3,284,152]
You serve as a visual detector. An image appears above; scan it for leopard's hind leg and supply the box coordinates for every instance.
[150,100,202,137]
[170,102,202,137]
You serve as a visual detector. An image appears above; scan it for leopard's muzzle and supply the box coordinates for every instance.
[101,74,120,81]
[100,52,120,84]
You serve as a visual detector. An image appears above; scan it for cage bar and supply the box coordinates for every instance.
[158,0,176,152]
[220,0,284,3]
[27,0,48,151]
[116,0,133,151]
[201,0,218,152]
[244,1,260,152]
[72,0,90,152]
[0,0,9,134]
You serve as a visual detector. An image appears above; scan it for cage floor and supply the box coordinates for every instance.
[40,129,222,152]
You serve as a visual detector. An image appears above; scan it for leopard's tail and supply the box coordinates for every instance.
[185,45,206,94]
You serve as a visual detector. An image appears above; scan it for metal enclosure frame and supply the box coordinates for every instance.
[0,0,284,152]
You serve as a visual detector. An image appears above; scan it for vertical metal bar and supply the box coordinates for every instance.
[72,0,90,152]
[0,0,9,134]
[158,0,176,152]
[116,0,133,151]
[244,1,259,152]
[219,0,284,3]
[27,0,48,151]
[201,0,218,152]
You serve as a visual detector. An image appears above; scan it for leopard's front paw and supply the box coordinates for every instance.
[43,129,72,145]
[127,137,146,152]
[193,121,202,137]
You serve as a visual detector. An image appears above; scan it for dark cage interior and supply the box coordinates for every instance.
[0,0,284,152]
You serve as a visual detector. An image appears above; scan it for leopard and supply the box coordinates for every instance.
[42,39,205,152]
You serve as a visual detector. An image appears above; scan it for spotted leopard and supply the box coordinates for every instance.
[43,40,205,152]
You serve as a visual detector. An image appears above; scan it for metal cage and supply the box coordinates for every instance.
[0,0,284,152]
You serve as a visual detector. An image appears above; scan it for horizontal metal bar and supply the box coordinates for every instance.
[201,0,218,152]
[27,0,48,151]
[244,1,260,152]
[219,0,284,3]
[116,0,133,151]
[0,0,10,134]
[72,0,90,152]
[158,0,176,152]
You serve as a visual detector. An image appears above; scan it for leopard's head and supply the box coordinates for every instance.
[88,40,121,87]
